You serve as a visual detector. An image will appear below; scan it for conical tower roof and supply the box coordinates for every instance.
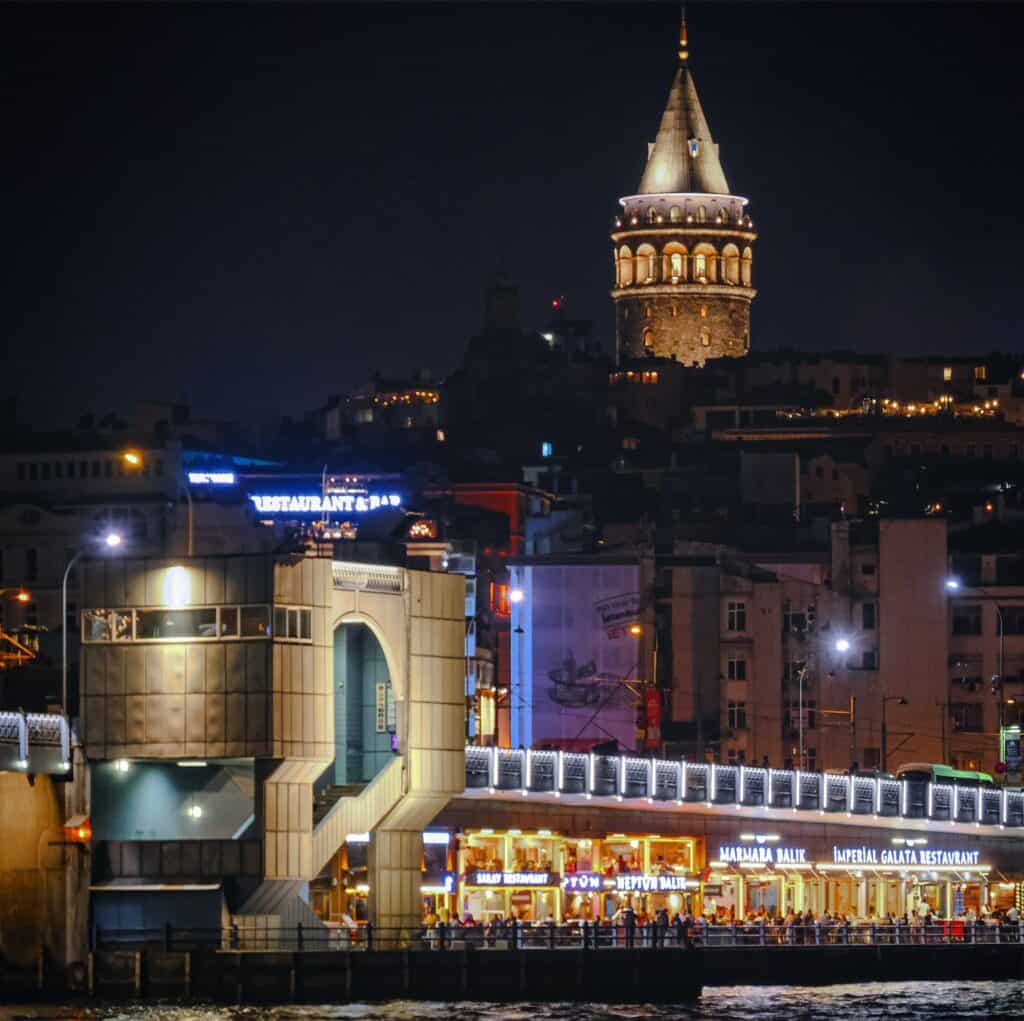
[636,17,730,196]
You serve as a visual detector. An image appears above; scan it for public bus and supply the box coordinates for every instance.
[895,762,995,787]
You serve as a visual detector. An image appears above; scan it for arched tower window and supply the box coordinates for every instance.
[741,247,753,287]
[618,245,634,287]
[723,243,740,285]
[636,243,657,283]
[669,205,682,223]
[697,205,707,223]
[643,329,654,349]
[693,243,717,283]
[644,305,653,318]
[647,207,659,224]
[663,241,686,283]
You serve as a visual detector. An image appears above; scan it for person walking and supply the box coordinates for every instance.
[624,904,637,949]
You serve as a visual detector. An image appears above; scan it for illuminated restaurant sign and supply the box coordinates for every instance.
[832,846,981,867]
[563,873,691,892]
[250,493,402,515]
[188,471,237,485]
[615,873,691,892]
[718,845,808,865]
[466,870,557,887]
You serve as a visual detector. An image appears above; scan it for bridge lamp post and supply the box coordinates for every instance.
[881,695,909,772]
[62,531,124,718]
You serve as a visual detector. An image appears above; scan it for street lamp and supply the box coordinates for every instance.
[834,637,851,654]
[122,450,192,556]
[946,574,1006,744]
[881,695,909,772]
[62,531,124,717]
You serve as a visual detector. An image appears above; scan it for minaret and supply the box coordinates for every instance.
[611,14,756,365]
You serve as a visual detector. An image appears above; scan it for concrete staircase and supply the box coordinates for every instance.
[314,782,367,826]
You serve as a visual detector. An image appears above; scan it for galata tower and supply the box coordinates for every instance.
[611,16,756,365]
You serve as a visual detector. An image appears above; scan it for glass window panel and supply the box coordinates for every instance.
[242,605,270,637]
[83,609,133,642]
[300,609,312,640]
[287,608,299,638]
[220,606,239,637]
[136,608,217,639]
[273,607,286,637]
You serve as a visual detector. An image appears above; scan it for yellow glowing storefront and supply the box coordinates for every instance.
[454,829,701,923]
[705,833,1001,921]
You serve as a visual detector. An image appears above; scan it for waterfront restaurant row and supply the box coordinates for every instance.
[312,803,1024,928]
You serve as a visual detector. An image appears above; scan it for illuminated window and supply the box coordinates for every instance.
[669,205,682,223]
[491,583,511,618]
[943,366,952,382]
[644,305,653,318]
[700,305,708,319]
[647,207,657,224]
[622,437,639,451]
[688,138,699,157]
[670,253,683,278]
[700,328,710,347]
[694,254,707,278]
[541,440,553,458]
[643,329,654,349]
[975,365,987,381]
[697,206,707,223]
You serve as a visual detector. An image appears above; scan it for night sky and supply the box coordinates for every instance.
[4,2,1023,429]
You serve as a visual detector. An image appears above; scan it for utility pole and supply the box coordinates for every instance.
[849,694,856,768]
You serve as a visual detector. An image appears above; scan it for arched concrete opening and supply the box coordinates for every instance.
[332,621,395,786]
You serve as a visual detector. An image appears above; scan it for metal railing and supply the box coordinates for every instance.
[465,746,1024,829]
[89,919,1024,953]
[0,710,70,774]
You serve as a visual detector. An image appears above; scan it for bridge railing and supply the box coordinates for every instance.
[464,746,1024,829]
[0,711,70,774]
[90,919,1024,952]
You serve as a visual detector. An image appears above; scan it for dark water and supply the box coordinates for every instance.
[4,984,1024,1021]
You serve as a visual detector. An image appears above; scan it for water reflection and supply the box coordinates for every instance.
[4,982,1024,1021]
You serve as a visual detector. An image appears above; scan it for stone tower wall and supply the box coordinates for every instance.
[610,212,756,366]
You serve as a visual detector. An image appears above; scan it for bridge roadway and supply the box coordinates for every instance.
[463,746,1024,832]
[0,710,70,774]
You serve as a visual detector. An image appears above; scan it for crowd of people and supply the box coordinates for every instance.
[419,901,1023,948]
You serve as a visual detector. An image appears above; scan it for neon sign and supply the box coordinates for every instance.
[562,872,691,892]
[188,471,236,485]
[615,874,691,892]
[833,846,979,867]
[250,493,401,515]
[718,845,808,865]
[563,873,603,892]
[466,870,556,887]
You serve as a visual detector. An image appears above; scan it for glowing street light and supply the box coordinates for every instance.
[122,451,192,555]
[509,588,524,605]
[63,530,126,716]
[834,637,851,654]
[946,577,961,591]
